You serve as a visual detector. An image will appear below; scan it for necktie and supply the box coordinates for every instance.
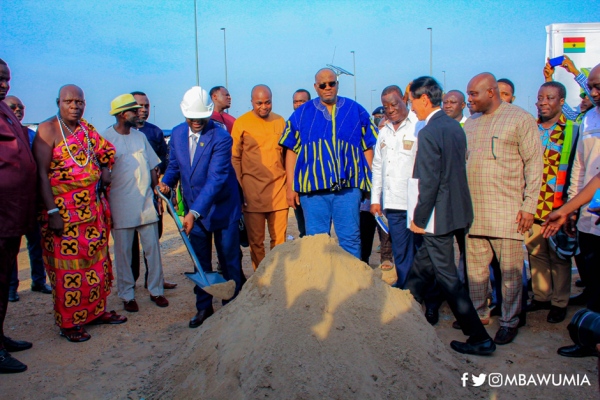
[190,134,198,165]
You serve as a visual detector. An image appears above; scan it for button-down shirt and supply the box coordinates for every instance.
[568,106,600,236]
[371,111,423,210]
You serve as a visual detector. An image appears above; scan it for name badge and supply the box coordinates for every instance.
[403,140,414,151]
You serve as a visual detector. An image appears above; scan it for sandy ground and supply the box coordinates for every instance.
[2,211,598,399]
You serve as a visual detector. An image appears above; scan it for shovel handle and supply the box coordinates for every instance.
[155,186,210,286]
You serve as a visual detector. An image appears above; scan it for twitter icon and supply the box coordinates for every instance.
[472,373,487,387]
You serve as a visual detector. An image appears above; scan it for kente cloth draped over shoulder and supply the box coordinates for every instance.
[279,97,377,193]
[39,119,116,329]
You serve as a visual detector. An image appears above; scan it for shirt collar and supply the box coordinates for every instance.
[425,108,441,125]
[537,113,567,129]
[188,127,201,138]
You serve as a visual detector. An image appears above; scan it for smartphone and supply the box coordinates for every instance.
[588,188,600,216]
[549,56,565,67]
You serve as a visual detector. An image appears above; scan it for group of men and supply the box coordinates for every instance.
[1,54,599,373]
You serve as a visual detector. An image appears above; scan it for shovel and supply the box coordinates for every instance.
[156,186,236,300]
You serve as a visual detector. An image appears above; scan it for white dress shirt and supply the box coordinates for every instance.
[371,111,424,211]
[568,107,600,236]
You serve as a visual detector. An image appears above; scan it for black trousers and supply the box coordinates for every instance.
[0,237,21,343]
[579,232,600,312]
[131,214,163,283]
[405,230,489,341]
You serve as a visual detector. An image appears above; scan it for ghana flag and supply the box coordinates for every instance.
[564,37,585,53]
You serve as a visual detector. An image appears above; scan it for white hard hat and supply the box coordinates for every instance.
[180,86,214,119]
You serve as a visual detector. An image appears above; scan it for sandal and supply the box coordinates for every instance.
[59,326,91,343]
[87,310,128,325]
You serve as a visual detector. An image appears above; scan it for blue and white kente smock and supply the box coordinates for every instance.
[279,96,378,193]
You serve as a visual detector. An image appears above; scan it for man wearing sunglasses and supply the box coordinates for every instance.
[280,68,377,258]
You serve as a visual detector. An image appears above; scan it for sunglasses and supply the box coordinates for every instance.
[317,81,337,90]
[187,118,209,123]
[9,104,24,110]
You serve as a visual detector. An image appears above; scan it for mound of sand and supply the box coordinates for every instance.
[147,235,463,399]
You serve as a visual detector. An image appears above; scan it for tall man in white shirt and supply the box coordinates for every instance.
[370,85,423,288]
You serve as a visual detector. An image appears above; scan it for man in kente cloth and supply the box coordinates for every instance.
[34,84,127,342]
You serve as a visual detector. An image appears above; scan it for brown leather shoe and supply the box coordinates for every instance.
[123,299,139,312]
[189,307,214,328]
[163,281,178,289]
[150,295,169,307]
[494,326,518,345]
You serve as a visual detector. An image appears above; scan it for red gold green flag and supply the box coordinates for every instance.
[563,37,585,53]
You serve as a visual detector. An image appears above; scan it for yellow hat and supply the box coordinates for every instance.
[109,93,142,115]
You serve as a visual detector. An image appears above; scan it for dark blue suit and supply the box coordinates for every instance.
[162,120,242,311]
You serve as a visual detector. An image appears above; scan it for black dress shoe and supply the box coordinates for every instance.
[450,338,496,356]
[31,283,52,294]
[0,349,27,373]
[527,299,551,312]
[8,290,19,302]
[557,344,597,358]
[2,336,32,352]
[425,307,439,326]
[547,306,567,323]
[189,307,214,328]
[494,327,518,345]
[568,293,588,306]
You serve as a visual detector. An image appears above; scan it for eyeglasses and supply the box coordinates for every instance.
[9,104,24,110]
[317,81,337,90]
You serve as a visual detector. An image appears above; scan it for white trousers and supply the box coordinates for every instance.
[112,222,164,301]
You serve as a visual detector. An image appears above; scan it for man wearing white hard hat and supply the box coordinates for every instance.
[159,86,243,328]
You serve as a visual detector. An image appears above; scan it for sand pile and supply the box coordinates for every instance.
[147,235,463,399]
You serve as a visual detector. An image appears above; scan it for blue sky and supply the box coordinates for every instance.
[0,0,597,130]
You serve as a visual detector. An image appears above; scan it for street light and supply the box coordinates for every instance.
[221,28,228,89]
[193,0,199,85]
[351,51,356,101]
[427,27,432,76]
[442,70,446,89]
[370,89,377,113]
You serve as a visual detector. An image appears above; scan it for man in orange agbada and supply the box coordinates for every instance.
[231,85,287,270]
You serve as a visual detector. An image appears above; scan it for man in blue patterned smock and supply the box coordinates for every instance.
[279,68,377,258]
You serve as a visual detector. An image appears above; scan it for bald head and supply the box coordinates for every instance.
[251,84,272,98]
[467,73,501,115]
[251,84,272,119]
[588,64,600,106]
[314,68,338,105]
[57,84,85,123]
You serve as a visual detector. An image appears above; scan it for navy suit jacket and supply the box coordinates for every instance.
[412,110,473,236]
[162,120,241,232]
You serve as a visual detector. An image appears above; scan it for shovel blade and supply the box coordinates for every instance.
[184,271,236,300]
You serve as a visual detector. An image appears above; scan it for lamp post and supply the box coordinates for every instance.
[193,0,199,85]
[370,89,377,113]
[427,27,432,76]
[221,28,228,89]
[351,50,356,101]
[442,70,446,89]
